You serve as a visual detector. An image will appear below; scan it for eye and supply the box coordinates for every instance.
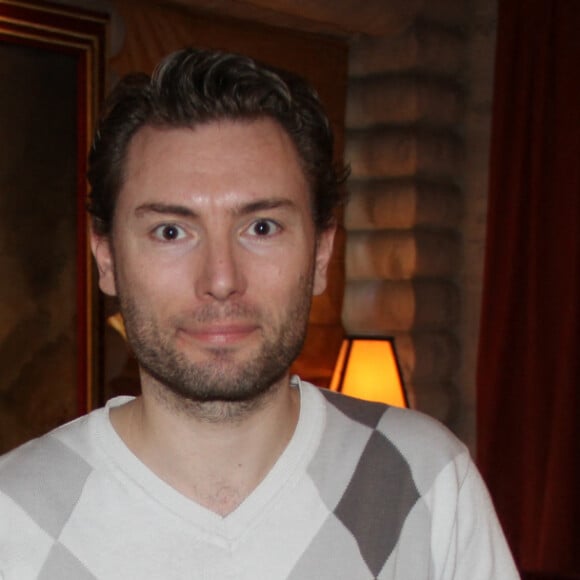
[152,223,187,241]
[247,219,281,237]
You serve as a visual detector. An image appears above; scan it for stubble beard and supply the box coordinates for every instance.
[116,275,313,420]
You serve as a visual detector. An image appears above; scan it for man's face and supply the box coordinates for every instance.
[91,119,335,404]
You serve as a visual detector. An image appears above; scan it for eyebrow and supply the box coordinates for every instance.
[236,198,297,215]
[134,203,197,218]
[134,198,298,218]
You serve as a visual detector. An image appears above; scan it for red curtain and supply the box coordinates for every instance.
[477,0,580,577]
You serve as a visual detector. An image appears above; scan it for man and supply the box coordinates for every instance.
[0,48,519,579]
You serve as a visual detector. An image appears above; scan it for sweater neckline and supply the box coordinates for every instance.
[91,377,326,541]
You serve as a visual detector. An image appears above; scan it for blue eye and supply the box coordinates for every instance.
[152,224,186,241]
[248,219,280,237]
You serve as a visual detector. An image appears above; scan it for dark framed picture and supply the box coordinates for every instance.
[0,0,107,453]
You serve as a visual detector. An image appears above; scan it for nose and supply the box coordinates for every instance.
[195,234,247,301]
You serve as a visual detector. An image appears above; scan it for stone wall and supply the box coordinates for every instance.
[344,5,468,430]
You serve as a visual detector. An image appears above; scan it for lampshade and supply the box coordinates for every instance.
[329,337,408,408]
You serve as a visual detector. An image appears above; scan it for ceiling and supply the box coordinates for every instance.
[157,0,420,38]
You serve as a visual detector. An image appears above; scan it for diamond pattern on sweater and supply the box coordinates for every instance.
[38,542,96,579]
[287,512,374,579]
[334,430,420,577]
[320,388,387,429]
[0,435,91,537]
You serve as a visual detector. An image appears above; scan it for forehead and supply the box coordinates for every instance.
[119,119,311,212]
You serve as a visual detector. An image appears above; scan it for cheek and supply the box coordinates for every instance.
[251,257,313,307]
[115,253,184,309]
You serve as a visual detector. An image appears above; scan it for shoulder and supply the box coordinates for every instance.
[0,396,131,483]
[0,414,95,497]
[303,383,470,493]
[297,387,517,578]
[315,384,466,456]
[0,397,126,508]
[0,409,109,558]
[0,416,97,574]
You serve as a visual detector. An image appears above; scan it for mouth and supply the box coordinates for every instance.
[177,323,260,347]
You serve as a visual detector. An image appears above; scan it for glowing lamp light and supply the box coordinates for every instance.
[329,337,408,408]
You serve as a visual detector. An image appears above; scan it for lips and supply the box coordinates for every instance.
[178,323,259,346]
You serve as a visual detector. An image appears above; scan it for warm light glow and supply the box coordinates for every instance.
[330,338,407,408]
[107,313,127,339]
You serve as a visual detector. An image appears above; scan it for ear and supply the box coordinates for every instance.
[312,224,336,296]
[90,227,117,297]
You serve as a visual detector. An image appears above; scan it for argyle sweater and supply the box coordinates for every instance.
[0,379,518,579]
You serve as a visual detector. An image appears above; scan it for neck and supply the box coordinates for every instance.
[110,374,300,516]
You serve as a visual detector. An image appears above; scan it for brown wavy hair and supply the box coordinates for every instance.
[88,48,348,236]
